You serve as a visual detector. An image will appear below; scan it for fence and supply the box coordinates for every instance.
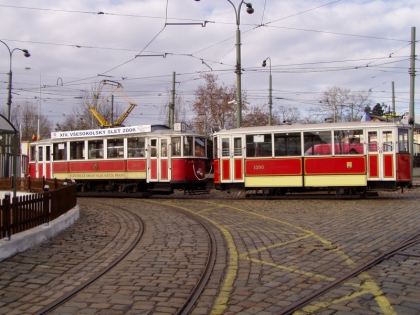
[0,177,77,240]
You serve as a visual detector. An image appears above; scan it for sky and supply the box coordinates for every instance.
[0,0,418,129]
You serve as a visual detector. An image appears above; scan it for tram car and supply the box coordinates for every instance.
[212,121,412,195]
[26,123,208,195]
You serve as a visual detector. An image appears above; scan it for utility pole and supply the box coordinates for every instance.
[169,72,176,129]
[111,94,114,125]
[392,81,395,122]
[409,27,416,180]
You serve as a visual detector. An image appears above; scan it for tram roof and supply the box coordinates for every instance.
[213,121,406,135]
[31,124,204,145]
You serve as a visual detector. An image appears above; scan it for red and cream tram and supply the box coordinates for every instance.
[212,121,412,195]
[26,123,208,195]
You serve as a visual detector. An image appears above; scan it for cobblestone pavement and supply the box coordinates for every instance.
[0,188,419,314]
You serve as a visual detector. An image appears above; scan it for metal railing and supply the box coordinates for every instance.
[0,177,77,240]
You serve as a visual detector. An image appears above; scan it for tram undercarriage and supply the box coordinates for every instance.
[77,179,209,196]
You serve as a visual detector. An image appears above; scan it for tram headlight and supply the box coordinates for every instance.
[196,167,204,178]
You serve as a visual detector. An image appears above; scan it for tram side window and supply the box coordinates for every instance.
[88,140,103,159]
[195,137,206,157]
[30,146,36,162]
[46,146,51,161]
[398,129,409,153]
[150,139,157,157]
[333,130,364,154]
[184,136,193,156]
[107,138,124,159]
[53,143,67,161]
[127,137,145,157]
[38,147,43,162]
[274,133,301,156]
[304,131,332,155]
[70,141,85,160]
[172,137,181,156]
[246,134,272,157]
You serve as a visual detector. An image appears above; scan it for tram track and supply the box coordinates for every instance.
[275,231,420,315]
[32,200,218,315]
[34,203,146,315]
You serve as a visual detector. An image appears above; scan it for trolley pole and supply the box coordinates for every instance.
[409,27,416,180]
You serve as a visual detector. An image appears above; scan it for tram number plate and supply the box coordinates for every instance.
[254,165,264,170]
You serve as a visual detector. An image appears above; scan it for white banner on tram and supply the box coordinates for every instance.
[51,125,152,139]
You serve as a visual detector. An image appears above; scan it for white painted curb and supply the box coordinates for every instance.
[0,204,80,261]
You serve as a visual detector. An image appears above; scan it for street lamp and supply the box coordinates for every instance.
[1,40,30,177]
[194,0,254,128]
[262,57,272,126]
[25,67,41,140]
[0,40,31,122]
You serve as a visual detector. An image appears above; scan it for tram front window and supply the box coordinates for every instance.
[195,137,206,157]
[172,137,181,156]
[398,129,409,153]
[184,136,193,156]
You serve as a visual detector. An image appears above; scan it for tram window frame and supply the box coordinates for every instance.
[88,140,104,160]
[195,137,206,157]
[46,146,51,161]
[304,131,332,156]
[107,138,124,159]
[150,139,157,157]
[246,134,272,157]
[274,132,302,157]
[127,137,145,158]
[38,146,43,162]
[333,129,364,155]
[398,129,409,153]
[172,137,181,156]
[70,141,85,160]
[184,136,194,156]
[53,143,67,161]
[30,146,36,162]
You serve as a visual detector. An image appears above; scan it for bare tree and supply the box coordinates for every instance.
[190,73,247,133]
[1,101,53,141]
[275,106,301,124]
[319,86,371,122]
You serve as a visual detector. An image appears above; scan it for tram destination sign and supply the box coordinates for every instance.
[51,125,152,139]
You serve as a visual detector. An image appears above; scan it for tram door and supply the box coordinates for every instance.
[36,145,53,179]
[148,138,171,182]
[219,136,244,183]
[366,129,395,180]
